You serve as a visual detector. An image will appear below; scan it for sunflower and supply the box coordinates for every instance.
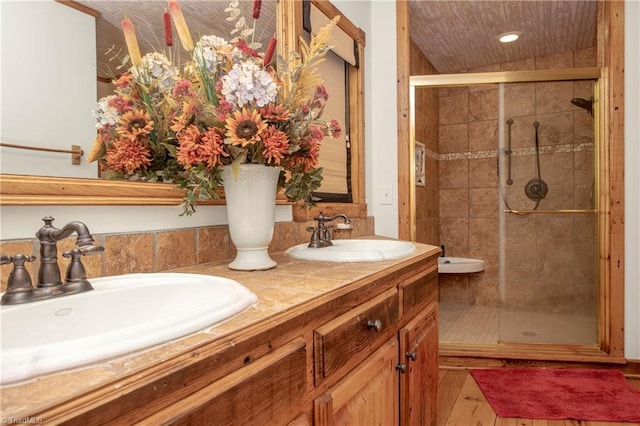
[225,107,267,147]
[117,109,154,141]
[87,129,110,163]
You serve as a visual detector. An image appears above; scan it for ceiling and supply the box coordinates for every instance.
[75,0,597,78]
[408,0,598,74]
[75,0,277,79]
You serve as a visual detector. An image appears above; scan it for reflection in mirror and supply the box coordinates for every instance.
[1,1,97,178]
[80,0,276,96]
[0,0,276,179]
[0,0,367,219]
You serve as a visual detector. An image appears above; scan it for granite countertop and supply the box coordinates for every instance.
[0,239,439,418]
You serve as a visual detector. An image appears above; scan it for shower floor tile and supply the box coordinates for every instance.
[440,303,499,344]
[439,303,597,345]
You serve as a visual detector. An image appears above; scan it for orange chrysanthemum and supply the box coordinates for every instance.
[262,126,290,165]
[225,108,267,147]
[176,125,228,169]
[105,138,152,175]
[117,109,154,141]
[289,125,323,172]
[259,104,291,121]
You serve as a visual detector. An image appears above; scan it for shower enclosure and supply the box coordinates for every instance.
[497,79,598,345]
[410,68,604,350]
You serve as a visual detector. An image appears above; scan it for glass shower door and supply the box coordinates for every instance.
[497,80,598,345]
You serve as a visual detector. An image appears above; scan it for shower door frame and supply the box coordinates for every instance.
[407,67,625,363]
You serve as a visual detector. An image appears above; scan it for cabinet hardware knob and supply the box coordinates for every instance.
[396,362,407,373]
[406,351,417,361]
[367,319,382,332]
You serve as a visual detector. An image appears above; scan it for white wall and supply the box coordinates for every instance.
[624,0,639,360]
[1,0,97,178]
[331,0,398,239]
[0,205,293,240]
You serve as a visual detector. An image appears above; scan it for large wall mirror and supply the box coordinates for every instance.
[1,0,366,218]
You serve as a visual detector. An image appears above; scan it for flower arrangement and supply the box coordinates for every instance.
[89,0,341,215]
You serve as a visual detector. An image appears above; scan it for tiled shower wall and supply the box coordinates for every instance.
[0,217,374,292]
[411,39,440,246]
[436,48,597,314]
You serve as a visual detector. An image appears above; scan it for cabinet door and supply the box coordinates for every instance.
[314,337,399,426]
[399,305,438,426]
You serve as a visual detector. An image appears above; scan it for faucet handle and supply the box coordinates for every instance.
[62,249,94,292]
[1,254,36,305]
[306,226,321,248]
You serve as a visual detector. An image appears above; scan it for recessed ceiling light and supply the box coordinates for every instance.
[498,32,521,43]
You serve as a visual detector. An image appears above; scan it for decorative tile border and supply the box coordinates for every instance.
[430,143,594,161]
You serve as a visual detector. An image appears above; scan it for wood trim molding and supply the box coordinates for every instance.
[396,0,412,241]
[310,0,366,46]
[0,174,289,206]
[410,68,602,86]
[55,0,100,17]
[600,0,625,358]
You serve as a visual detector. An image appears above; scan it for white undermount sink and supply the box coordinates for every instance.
[0,273,257,385]
[285,239,416,262]
[438,257,486,274]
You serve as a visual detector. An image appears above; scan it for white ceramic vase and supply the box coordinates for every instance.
[222,164,280,271]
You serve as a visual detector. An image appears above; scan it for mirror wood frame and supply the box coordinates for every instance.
[0,0,368,220]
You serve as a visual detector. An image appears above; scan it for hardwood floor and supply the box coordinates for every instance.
[438,369,640,426]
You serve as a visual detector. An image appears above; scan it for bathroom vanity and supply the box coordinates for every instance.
[1,241,439,425]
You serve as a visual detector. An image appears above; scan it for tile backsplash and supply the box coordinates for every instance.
[0,217,374,292]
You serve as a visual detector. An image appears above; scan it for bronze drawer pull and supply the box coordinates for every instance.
[406,351,417,361]
[367,319,382,332]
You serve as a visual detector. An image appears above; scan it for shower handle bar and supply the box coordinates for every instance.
[505,119,514,185]
[533,122,542,180]
[504,209,597,215]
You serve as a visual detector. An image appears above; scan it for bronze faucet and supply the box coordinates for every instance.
[1,216,104,305]
[307,212,352,248]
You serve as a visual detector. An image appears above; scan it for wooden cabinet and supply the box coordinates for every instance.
[313,264,439,426]
[400,305,439,426]
[19,247,440,426]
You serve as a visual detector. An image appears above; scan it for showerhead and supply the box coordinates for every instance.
[571,97,593,115]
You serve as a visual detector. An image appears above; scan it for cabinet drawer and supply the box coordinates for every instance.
[401,265,437,318]
[142,339,307,425]
[314,288,399,384]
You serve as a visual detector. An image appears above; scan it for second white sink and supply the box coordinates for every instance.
[285,239,416,262]
[1,273,257,385]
